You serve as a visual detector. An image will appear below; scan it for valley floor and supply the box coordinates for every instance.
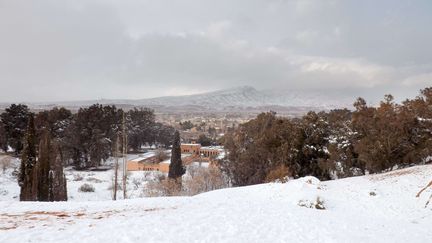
[1,164,432,242]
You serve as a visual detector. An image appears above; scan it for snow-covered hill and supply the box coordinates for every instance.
[19,86,353,113]
[1,162,432,242]
[139,86,268,107]
[138,86,353,109]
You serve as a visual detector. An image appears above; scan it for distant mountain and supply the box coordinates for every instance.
[137,86,267,108]
[134,86,352,109]
[15,86,353,114]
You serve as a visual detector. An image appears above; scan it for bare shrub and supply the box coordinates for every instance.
[0,156,12,174]
[73,174,84,181]
[265,165,292,183]
[144,166,229,197]
[155,149,169,163]
[145,178,182,197]
[0,189,8,196]
[132,177,143,190]
[78,183,95,192]
[183,166,228,196]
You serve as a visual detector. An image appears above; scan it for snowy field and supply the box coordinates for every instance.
[1,157,432,243]
[0,155,163,201]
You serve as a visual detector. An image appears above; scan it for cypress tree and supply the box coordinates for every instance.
[19,114,37,201]
[51,143,68,201]
[168,130,185,180]
[36,131,52,201]
[49,171,54,201]
[37,131,68,201]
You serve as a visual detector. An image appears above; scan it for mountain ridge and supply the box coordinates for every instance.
[3,86,353,113]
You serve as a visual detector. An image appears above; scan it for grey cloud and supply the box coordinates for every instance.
[0,0,431,103]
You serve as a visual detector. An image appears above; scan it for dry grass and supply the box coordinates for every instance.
[368,166,427,181]
[0,207,171,231]
[265,165,291,183]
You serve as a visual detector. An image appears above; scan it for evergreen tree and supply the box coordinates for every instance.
[0,123,7,152]
[221,87,432,185]
[33,130,68,201]
[36,131,52,201]
[297,111,331,179]
[153,122,175,148]
[0,104,30,154]
[50,142,68,201]
[179,120,194,130]
[168,130,185,180]
[221,112,299,186]
[197,134,212,146]
[18,114,37,201]
[127,108,156,151]
[64,104,121,168]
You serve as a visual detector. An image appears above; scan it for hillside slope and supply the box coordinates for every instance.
[22,86,353,112]
[1,165,432,242]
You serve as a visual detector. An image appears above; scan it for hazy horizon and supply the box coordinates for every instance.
[1,0,431,103]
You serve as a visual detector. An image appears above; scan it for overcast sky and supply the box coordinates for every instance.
[0,0,431,102]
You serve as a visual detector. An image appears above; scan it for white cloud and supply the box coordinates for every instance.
[402,73,432,87]
[206,21,232,39]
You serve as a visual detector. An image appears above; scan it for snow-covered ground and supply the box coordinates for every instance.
[0,155,162,201]
[1,158,432,242]
[0,154,214,202]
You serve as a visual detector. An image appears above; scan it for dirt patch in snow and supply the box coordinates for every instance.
[368,166,428,181]
[0,207,169,231]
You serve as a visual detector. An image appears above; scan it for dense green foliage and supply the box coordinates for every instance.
[0,104,175,169]
[0,104,30,154]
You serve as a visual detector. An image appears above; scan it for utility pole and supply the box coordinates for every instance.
[122,111,128,199]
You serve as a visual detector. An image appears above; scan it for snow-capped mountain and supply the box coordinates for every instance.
[133,86,352,109]
[15,86,354,113]
[136,86,268,108]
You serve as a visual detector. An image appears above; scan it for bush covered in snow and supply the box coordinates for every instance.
[73,174,84,181]
[0,156,12,174]
[78,183,95,193]
[298,197,326,210]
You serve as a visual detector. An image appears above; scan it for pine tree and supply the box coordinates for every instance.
[18,114,37,201]
[168,130,185,180]
[0,104,30,154]
[0,123,7,152]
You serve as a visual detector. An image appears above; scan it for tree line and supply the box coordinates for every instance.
[220,87,432,186]
[0,104,175,169]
